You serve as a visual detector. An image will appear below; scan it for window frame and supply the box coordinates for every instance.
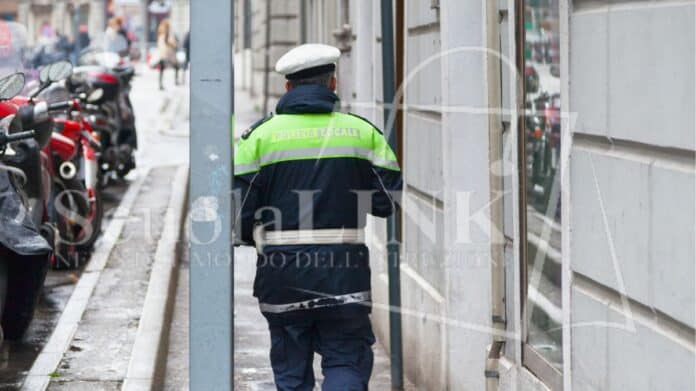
[516,0,564,389]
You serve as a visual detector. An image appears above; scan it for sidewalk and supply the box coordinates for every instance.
[22,165,188,390]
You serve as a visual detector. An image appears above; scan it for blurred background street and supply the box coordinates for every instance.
[0,1,189,388]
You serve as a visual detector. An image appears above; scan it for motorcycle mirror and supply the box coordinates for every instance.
[87,88,104,103]
[0,73,26,100]
[48,60,73,82]
[39,65,51,84]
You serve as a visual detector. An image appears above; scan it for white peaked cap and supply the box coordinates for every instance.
[275,44,341,78]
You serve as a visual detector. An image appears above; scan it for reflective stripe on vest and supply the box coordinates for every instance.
[234,112,399,174]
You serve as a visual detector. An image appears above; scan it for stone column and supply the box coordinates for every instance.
[16,1,29,26]
[16,1,32,45]
[50,1,66,35]
[88,0,105,41]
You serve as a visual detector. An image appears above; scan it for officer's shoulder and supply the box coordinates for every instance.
[241,113,274,140]
[344,112,383,135]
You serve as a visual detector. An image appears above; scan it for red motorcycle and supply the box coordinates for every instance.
[16,61,104,268]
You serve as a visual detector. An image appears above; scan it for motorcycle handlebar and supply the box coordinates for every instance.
[48,101,73,112]
[84,103,101,112]
[0,130,35,145]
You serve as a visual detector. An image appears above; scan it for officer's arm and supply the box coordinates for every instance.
[370,129,402,217]
[233,137,261,246]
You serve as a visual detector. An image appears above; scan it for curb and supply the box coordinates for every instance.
[21,168,152,391]
[122,165,189,391]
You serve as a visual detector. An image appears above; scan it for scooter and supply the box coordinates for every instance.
[0,72,52,342]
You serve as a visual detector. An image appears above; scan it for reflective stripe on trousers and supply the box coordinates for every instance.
[259,290,371,314]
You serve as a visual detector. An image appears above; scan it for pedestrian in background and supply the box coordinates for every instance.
[113,16,132,52]
[76,24,90,51]
[156,19,178,90]
[55,32,72,60]
[104,17,127,55]
[74,24,91,64]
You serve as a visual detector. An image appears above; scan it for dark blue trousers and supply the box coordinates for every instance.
[268,315,376,391]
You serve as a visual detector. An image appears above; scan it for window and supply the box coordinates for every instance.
[520,0,563,389]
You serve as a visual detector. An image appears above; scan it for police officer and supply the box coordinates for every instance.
[234,44,402,390]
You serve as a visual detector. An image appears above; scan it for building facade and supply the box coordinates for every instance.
[235,1,695,390]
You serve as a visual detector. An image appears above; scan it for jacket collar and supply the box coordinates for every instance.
[275,84,339,114]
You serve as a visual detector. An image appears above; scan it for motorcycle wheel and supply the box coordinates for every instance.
[76,185,104,252]
[0,251,50,340]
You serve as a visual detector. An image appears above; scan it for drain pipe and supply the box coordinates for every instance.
[380,1,404,389]
[299,0,307,43]
[262,0,271,114]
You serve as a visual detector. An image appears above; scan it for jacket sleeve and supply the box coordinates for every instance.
[370,128,403,217]
[233,136,261,245]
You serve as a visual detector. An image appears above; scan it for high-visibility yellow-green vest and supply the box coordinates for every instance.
[234,112,399,175]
